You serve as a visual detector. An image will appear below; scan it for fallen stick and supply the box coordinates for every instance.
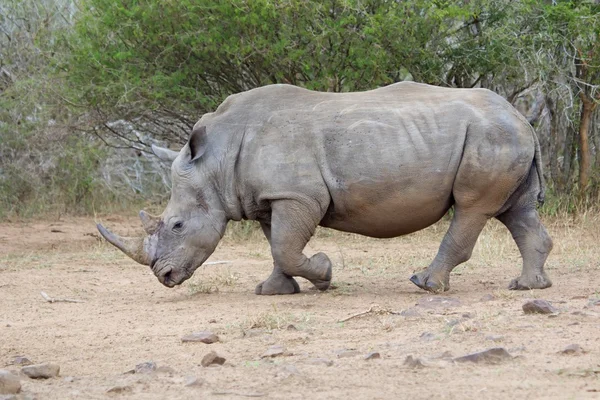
[204,261,233,266]
[338,305,402,323]
[40,291,85,303]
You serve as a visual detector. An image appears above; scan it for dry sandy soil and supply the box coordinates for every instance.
[1,214,600,399]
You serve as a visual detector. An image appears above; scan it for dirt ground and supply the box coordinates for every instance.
[1,214,600,399]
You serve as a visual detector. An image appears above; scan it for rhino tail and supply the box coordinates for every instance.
[531,126,546,205]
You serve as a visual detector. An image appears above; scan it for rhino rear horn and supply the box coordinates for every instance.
[139,210,160,235]
[96,223,151,266]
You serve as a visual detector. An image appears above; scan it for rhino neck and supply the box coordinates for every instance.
[210,129,246,222]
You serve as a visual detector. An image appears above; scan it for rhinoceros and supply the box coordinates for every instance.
[97,82,553,294]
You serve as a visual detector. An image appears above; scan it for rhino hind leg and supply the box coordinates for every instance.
[497,207,553,290]
[410,209,489,293]
[255,201,332,295]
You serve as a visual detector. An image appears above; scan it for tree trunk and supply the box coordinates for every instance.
[578,92,597,195]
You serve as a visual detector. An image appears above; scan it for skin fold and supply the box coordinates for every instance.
[98,82,553,295]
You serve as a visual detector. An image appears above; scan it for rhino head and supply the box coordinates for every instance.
[97,126,228,287]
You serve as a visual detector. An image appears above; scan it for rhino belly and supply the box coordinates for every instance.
[319,180,453,238]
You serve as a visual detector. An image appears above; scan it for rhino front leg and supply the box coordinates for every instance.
[255,200,332,295]
[410,209,488,293]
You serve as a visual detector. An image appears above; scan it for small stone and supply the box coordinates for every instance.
[560,344,582,355]
[262,345,286,358]
[364,352,381,360]
[462,312,475,319]
[485,335,504,342]
[156,366,177,375]
[107,385,132,394]
[63,376,75,383]
[523,299,558,315]
[479,294,496,302]
[242,329,270,338]
[21,363,60,379]
[335,349,360,359]
[0,370,21,395]
[208,319,217,323]
[420,332,436,342]
[548,314,559,319]
[286,324,298,331]
[181,331,219,344]
[404,355,425,369]
[201,351,226,367]
[453,348,512,364]
[446,319,460,327]
[417,296,461,309]
[11,357,32,366]
[304,358,333,367]
[399,308,421,317]
[134,361,157,374]
[184,376,204,387]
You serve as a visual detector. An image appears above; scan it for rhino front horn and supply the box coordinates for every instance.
[96,223,152,266]
[139,210,160,235]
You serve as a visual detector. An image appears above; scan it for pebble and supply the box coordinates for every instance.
[201,351,226,367]
[453,348,512,364]
[485,335,504,342]
[404,355,425,369]
[420,332,436,342]
[156,366,177,375]
[184,376,204,387]
[286,324,298,331]
[21,363,60,379]
[262,345,286,358]
[304,358,333,367]
[11,357,32,367]
[181,331,219,344]
[479,294,496,302]
[335,349,360,358]
[417,296,461,309]
[63,376,76,383]
[106,385,132,394]
[561,344,583,355]
[134,361,157,374]
[522,299,557,314]
[399,308,421,317]
[0,370,21,395]
[364,352,381,360]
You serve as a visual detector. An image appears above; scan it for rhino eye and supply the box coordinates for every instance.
[172,221,184,231]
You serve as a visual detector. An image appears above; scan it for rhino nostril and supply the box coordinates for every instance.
[162,269,172,283]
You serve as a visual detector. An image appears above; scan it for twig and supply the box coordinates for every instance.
[40,291,85,304]
[338,305,402,323]
[212,391,265,398]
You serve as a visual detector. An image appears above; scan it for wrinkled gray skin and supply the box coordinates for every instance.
[98,82,553,294]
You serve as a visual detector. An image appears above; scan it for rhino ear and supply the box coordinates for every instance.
[152,144,179,162]
[188,125,208,162]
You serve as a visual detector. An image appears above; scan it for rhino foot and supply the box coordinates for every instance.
[508,273,552,290]
[255,274,300,295]
[409,270,450,293]
[307,252,332,291]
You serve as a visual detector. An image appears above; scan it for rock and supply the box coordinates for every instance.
[242,329,270,338]
[560,344,583,355]
[286,324,298,331]
[453,348,512,364]
[364,352,381,360]
[262,345,286,358]
[0,370,21,395]
[201,351,226,367]
[446,319,460,327]
[399,308,421,317]
[479,294,496,302]
[11,357,32,366]
[404,355,425,369]
[335,349,360,358]
[462,312,475,319]
[21,363,60,379]
[184,376,204,387]
[156,366,177,375]
[417,296,461,309]
[181,331,219,344]
[107,385,132,394]
[63,376,75,383]
[485,335,504,342]
[522,299,557,314]
[134,361,157,374]
[304,358,333,367]
[420,332,436,342]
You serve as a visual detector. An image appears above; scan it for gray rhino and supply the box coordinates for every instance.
[97,82,553,295]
